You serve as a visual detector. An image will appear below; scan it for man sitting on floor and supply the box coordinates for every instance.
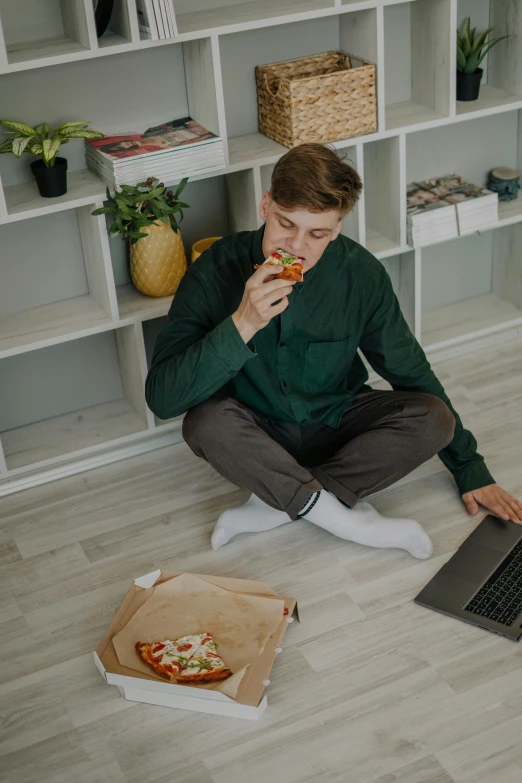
[145,143,522,556]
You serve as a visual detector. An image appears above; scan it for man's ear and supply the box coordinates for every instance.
[331,218,343,241]
[259,191,271,222]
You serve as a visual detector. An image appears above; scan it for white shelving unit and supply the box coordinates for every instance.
[1,0,522,496]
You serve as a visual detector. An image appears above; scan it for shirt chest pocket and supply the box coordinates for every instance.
[302,337,356,394]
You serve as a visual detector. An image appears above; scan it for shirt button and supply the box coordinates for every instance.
[301,419,306,424]
[280,342,286,347]
[282,381,288,388]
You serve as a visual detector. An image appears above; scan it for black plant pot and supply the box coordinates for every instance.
[456,68,483,101]
[30,157,68,198]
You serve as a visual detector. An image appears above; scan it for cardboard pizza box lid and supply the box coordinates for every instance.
[95,570,298,710]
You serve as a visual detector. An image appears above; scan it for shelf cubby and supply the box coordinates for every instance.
[173,0,335,37]
[97,0,140,49]
[406,108,522,242]
[220,9,379,169]
[420,223,522,349]
[110,173,234,321]
[0,38,223,194]
[383,0,452,131]
[0,204,117,358]
[363,135,402,255]
[0,0,97,67]
[0,325,150,471]
[381,251,418,338]
[456,0,522,117]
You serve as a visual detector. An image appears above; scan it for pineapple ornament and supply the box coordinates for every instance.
[92,176,189,297]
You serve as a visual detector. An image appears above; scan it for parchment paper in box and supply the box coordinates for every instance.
[112,573,284,700]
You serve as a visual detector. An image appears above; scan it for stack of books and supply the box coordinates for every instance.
[85,117,226,189]
[136,0,177,40]
[407,174,499,247]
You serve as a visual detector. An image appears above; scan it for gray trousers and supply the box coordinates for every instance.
[182,389,456,521]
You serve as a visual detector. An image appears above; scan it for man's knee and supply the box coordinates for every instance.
[420,394,456,448]
[182,395,238,454]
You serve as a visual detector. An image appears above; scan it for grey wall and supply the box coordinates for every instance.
[0,210,89,316]
[383,2,412,106]
[220,15,341,138]
[422,231,493,311]
[0,330,125,431]
[0,0,64,45]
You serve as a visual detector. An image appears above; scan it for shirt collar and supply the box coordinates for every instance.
[251,223,324,294]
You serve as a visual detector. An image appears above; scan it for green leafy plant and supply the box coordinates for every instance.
[457,17,510,74]
[91,176,190,244]
[0,120,104,167]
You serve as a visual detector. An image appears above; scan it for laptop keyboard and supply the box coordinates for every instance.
[464,539,522,626]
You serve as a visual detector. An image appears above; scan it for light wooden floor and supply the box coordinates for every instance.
[1,337,522,783]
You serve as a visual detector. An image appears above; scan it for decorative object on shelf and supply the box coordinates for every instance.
[256,50,376,148]
[0,119,104,198]
[191,236,222,263]
[456,17,510,101]
[92,0,115,37]
[487,167,522,202]
[91,176,190,297]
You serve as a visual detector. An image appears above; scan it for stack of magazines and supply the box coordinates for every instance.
[85,117,225,188]
[407,174,499,246]
[136,0,177,40]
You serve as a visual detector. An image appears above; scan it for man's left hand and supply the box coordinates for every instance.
[462,483,522,524]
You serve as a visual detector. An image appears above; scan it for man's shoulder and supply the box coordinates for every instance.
[331,234,386,279]
[190,231,254,280]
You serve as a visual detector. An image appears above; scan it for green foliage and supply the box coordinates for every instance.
[91,176,190,245]
[0,120,104,168]
[457,17,510,75]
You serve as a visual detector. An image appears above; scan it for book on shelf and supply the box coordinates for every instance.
[136,0,157,40]
[136,0,176,40]
[407,173,499,246]
[85,116,225,188]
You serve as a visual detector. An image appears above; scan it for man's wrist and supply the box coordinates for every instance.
[231,312,257,344]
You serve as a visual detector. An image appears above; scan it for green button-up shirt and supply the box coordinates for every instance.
[145,225,495,496]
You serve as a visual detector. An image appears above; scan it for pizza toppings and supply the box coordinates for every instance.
[135,632,233,684]
[254,248,304,282]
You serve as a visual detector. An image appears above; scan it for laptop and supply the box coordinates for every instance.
[415,514,522,641]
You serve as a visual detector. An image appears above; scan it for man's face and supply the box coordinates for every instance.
[259,191,343,274]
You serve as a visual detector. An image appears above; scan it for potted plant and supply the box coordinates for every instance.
[92,176,190,297]
[0,119,104,197]
[457,17,510,102]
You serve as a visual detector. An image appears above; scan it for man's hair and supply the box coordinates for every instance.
[270,142,362,216]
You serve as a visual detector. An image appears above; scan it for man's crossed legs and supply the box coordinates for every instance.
[182,389,456,558]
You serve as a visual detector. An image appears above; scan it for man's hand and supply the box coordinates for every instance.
[232,263,296,344]
[462,483,522,524]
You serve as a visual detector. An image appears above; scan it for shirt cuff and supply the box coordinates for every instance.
[206,315,257,372]
[454,460,496,496]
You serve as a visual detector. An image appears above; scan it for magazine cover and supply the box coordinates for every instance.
[87,117,218,160]
[445,183,496,204]
[407,183,453,217]
[415,174,468,197]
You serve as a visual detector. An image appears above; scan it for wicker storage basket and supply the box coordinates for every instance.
[256,50,377,149]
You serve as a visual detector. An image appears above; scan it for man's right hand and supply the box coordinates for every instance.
[232,264,296,344]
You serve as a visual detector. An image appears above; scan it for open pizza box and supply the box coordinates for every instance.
[94,569,299,719]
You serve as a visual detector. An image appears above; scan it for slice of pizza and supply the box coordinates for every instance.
[254,248,304,282]
[135,633,206,682]
[175,632,233,684]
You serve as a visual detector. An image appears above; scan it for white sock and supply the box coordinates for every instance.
[211,494,291,550]
[301,490,433,560]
